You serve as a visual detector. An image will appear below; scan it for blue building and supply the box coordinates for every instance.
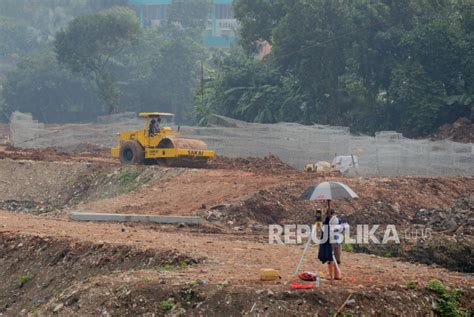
[128,0,236,48]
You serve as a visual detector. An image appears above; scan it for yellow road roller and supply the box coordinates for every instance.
[111,112,215,167]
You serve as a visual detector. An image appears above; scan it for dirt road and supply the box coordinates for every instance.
[2,211,471,287]
[1,211,473,316]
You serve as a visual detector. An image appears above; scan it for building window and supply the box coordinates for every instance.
[215,4,233,19]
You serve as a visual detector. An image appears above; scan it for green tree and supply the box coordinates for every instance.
[54,6,140,114]
[2,52,101,122]
[202,50,307,124]
[207,0,472,137]
[118,28,203,121]
[0,0,127,57]
[233,0,288,53]
[388,10,472,135]
[388,63,446,136]
[0,16,41,57]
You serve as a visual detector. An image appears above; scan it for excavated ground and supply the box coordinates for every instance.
[1,213,473,316]
[0,145,473,316]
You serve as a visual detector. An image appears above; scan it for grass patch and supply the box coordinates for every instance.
[116,168,142,193]
[156,263,174,272]
[426,279,465,316]
[342,243,353,252]
[179,259,195,269]
[339,309,354,317]
[118,169,140,184]
[18,272,33,287]
[159,298,175,312]
[156,259,196,272]
[404,280,417,289]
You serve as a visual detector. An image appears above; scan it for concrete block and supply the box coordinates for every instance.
[69,212,201,224]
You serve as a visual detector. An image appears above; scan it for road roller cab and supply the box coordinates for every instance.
[111,112,215,167]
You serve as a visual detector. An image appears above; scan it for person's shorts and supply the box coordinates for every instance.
[332,244,342,264]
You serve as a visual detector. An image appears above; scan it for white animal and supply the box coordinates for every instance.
[304,161,332,173]
[315,161,332,173]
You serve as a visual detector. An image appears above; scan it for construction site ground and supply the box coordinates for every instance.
[0,143,473,316]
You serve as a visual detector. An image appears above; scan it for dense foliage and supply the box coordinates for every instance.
[202,0,473,136]
[0,0,209,122]
[0,0,127,57]
[2,52,101,122]
[1,0,472,135]
[119,27,203,120]
[55,7,141,114]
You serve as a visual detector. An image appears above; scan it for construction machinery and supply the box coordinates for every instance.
[111,112,215,167]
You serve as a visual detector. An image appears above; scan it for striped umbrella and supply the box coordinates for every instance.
[301,181,358,208]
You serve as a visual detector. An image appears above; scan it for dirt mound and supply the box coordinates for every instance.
[432,117,474,143]
[329,176,474,220]
[0,144,111,162]
[0,160,161,213]
[0,160,97,212]
[414,193,473,235]
[0,200,44,212]
[344,200,409,225]
[198,180,474,272]
[0,233,200,316]
[200,176,474,229]
[0,145,70,161]
[62,143,110,157]
[76,167,284,217]
[353,194,474,272]
[200,183,317,226]
[209,155,299,175]
[409,194,474,272]
[407,234,473,272]
[227,185,310,225]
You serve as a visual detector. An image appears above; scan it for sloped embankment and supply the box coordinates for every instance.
[0,234,200,315]
[0,159,187,213]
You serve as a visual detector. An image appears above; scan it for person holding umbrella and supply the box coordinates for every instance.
[301,181,358,282]
[329,208,343,277]
[318,208,335,280]
[318,208,343,280]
